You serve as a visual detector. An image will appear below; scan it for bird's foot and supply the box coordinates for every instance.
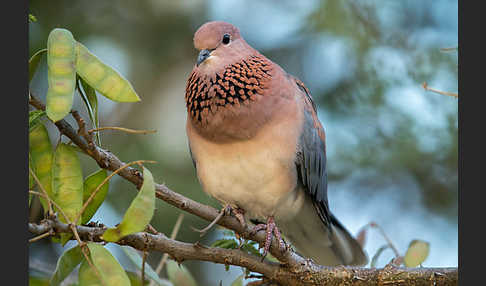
[231,206,246,228]
[192,204,246,237]
[250,216,286,260]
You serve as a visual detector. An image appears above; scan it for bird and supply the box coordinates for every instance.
[185,21,368,266]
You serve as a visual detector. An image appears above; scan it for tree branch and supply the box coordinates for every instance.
[29,218,458,286]
[28,94,458,285]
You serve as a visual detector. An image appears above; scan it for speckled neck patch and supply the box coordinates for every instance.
[186,55,273,123]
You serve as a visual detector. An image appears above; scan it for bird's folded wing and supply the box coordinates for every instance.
[291,75,331,227]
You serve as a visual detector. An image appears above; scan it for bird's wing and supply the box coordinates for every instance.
[291,75,331,228]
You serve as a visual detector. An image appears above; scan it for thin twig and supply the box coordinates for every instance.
[154,214,185,276]
[29,230,53,243]
[72,110,94,144]
[146,224,159,235]
[192,204,228,236]
[369,222,401,258]
[74,160,157,225]
[29,167,53,216]
[88,126,157,135]
[422,82,458,98]
[29,191,70,224]
[439,47,458,52]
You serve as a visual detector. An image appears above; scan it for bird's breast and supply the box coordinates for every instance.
[186,94,305,219]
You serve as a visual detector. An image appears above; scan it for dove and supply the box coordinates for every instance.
[185,21,367,266]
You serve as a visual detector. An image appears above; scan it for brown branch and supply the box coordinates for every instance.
[28,93,458,285]
[29,218,458,286]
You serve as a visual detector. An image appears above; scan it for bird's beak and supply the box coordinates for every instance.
[197,49,212,66]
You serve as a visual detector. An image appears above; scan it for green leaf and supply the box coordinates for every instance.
[29,110,46,132]
[29,49,47,83]
[166,260,197,286]
[78,259,100,286]
[370,244,391,268]
[210,239,238,249]
[120,246,173,286]
[29,123,54,213]
[81,169,109,224]
[29,14,37,23]
[240,241,262,258]
[83,243,131,286]
[76,42,140,102]
[102,167,155,242]
[29,276,50,286]
[46,28,77,122]
[78,77,101,145]
[52,143,84,224]
[50,245,84,286]
[230,275,244,286]
[404,240,430,267]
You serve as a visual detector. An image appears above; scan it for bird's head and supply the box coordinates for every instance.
[186,21,276,141]
[192,21,254,73]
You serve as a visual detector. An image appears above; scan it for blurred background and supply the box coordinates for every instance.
[29,0,458,285]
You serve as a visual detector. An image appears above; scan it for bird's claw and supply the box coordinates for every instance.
[250,216,286,259]
[192,204,246,237]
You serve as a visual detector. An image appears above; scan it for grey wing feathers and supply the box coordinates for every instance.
[292,76,331,227]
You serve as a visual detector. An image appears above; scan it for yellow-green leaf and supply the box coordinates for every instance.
[102,167,155,242]
[29,110,46,132]
[78,259,101,286]
[29,276,50,286]
[166,260,197,286]
[46,28,76,122]
[81,169,109,224]
[404,239,430,267]
[85,243,131,286]
[29,123,54,212]
[76,42,140,102]
[52,143,83,224]
[50,245,84,286]
[29,49,47,83]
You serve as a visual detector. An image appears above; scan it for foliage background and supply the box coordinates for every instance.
[29,0,457,285]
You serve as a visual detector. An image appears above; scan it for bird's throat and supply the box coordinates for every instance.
[185,55,274,127]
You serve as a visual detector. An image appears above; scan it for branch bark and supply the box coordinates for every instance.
[28,94,458,286]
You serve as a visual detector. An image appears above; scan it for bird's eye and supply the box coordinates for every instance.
[222,34,231,45]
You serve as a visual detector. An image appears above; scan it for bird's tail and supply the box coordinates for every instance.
[327,213,368,266]
[279,195,368,266]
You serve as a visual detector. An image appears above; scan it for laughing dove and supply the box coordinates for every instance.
[185,21,368,266]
